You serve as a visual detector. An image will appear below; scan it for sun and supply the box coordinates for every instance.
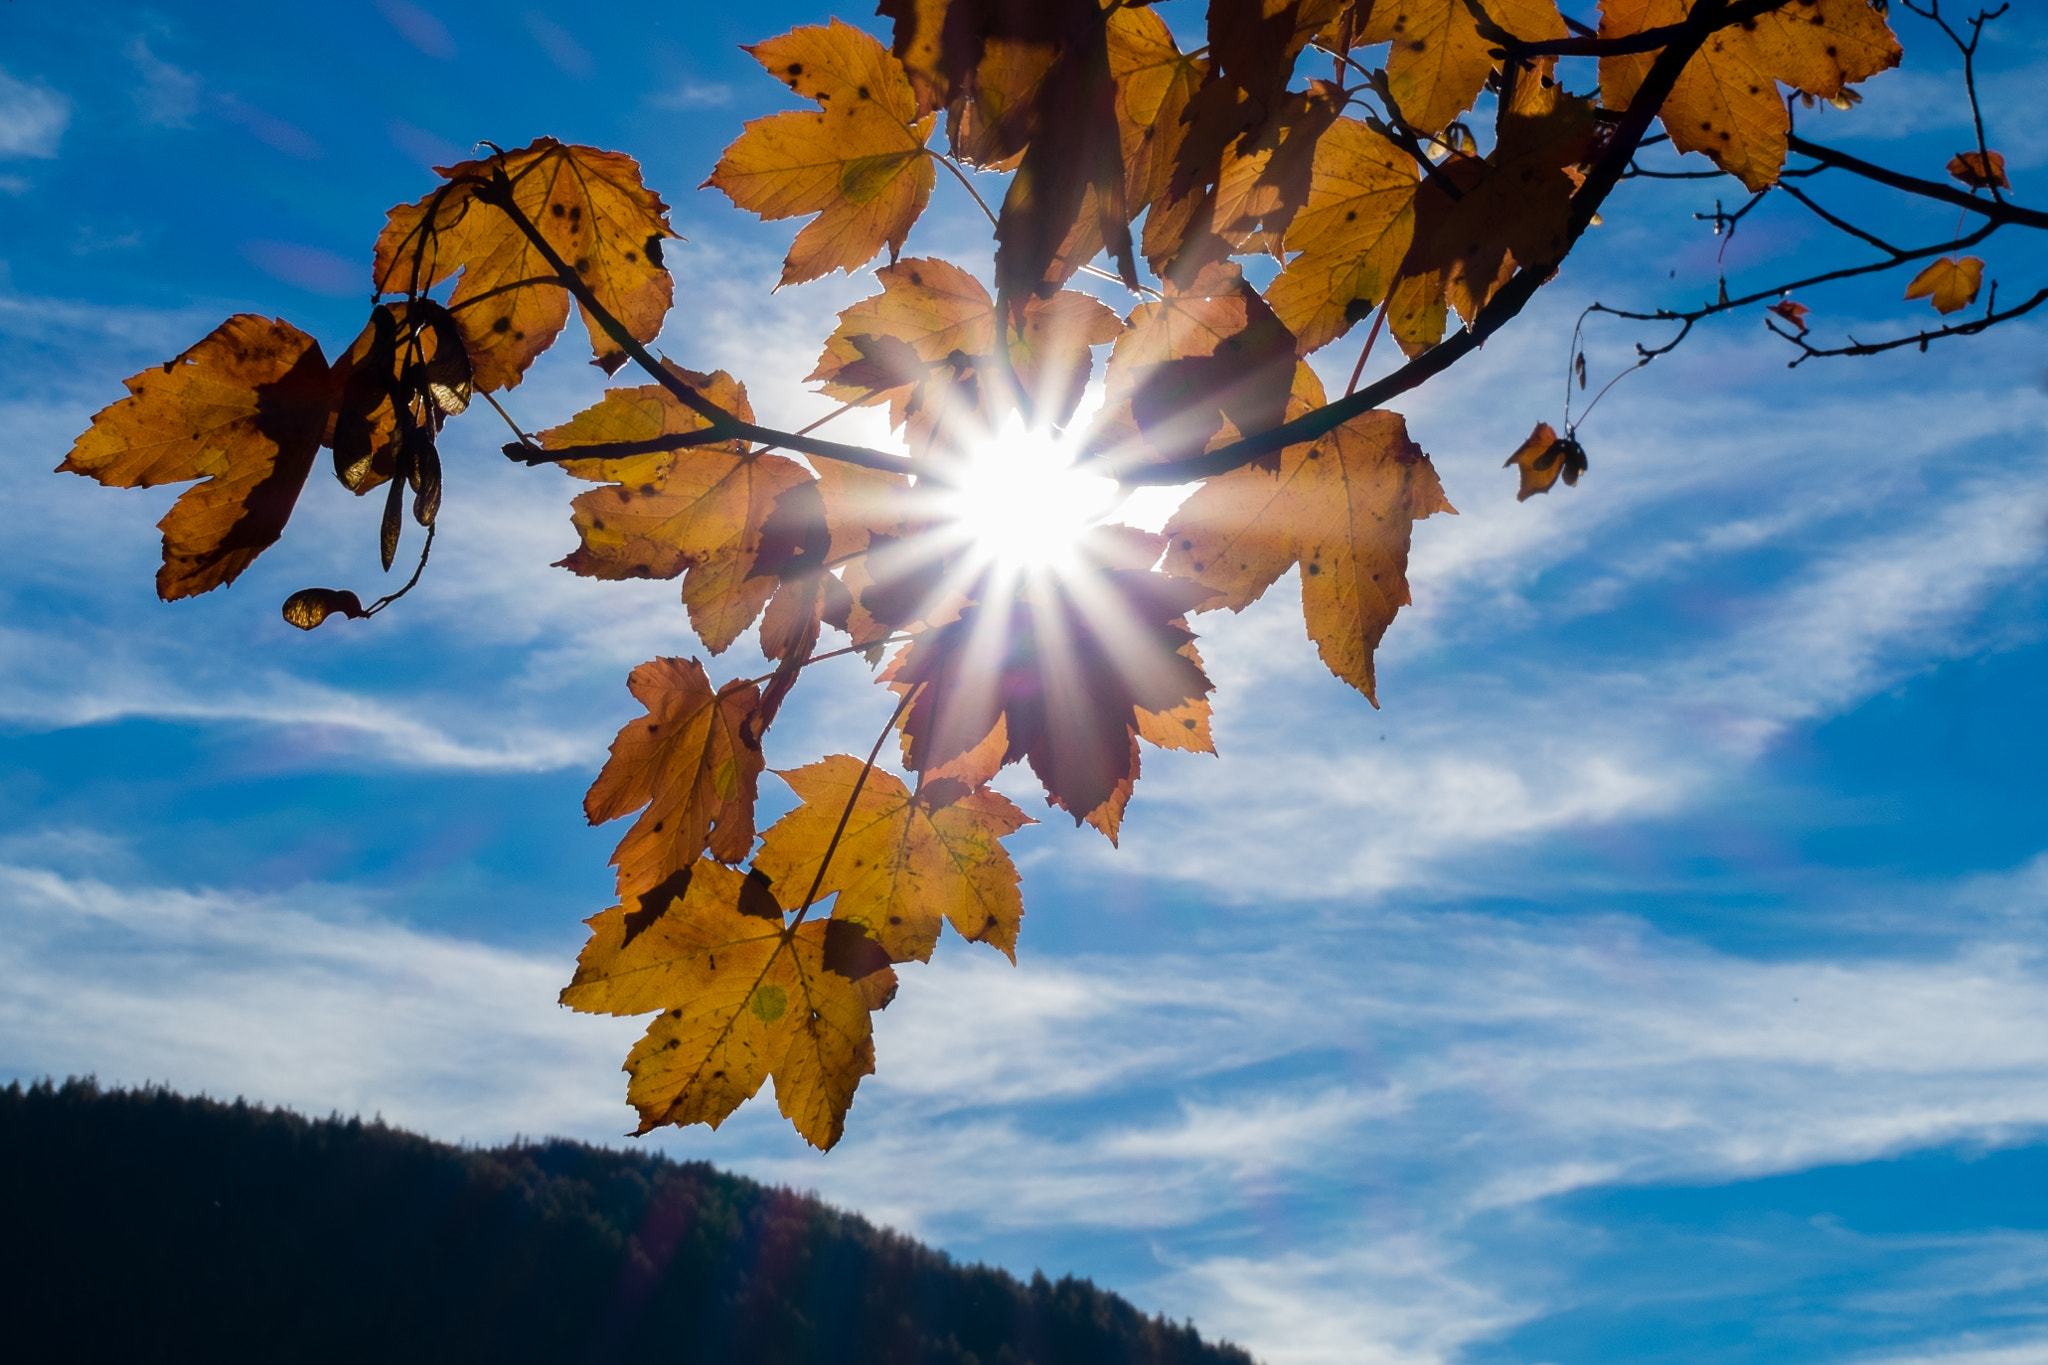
[934,416,1122,574]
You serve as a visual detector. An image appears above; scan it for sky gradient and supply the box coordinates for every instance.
[5,3,2048,1362]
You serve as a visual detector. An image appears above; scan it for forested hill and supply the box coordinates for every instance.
[0,1079,1252,1365]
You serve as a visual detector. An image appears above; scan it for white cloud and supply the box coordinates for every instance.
[126,38,200,128]
[0,69,69,159]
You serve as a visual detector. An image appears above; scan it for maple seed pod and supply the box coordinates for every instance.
[282,588,367,630]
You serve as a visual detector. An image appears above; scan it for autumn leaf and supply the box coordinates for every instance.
[1600,0,1901,191]
[373,138,675,392]
[1164,408,1454,702]
[1503,422,1587,501]
[1359,0,1568,137]
[1905,255,1984,315]
[809,257,1122,436]
[893,569,1217,829]
[586,658,764,902]
[708,20,937,287]
[1767,298,1812,333]
[60,315,335,601]
[754,756,1033,963]
[1107,5,1208,247]
[1170,0,1346,211]
[1211,81,1348,254]
[543,367,816,654]
[1084,262,1298,471]
[1948,150,2009,191]
[1403,84,1598,324]
[1265,117,1421,353]
[561,859,896,1148]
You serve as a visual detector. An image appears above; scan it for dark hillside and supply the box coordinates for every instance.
[0,1078,1253,1365]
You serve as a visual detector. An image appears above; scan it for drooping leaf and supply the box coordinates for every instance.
[373,138,676,391]
[707,20,937,287]
[1084,262,1298,471]
[59,315,336,601]
[1905,255,1984,315]
[1164,409,1455,702]
[544,367,815,653]
[586,658,764,901]
[754,755,1033,963]
[1359,0,1568,137]
[561,859,896,1149]
[1265,117,1421,353]
[1600,0,1901,191]
[1767,298,1812,333]
[893,569,1217,829]
[1948,150,2009,191]
[1503,421,1587,501]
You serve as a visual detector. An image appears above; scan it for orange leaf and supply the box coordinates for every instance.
[1164,410,1455,702]
[59,315,335,600]
[1503,422,1588,501]
[373,139,675,392]
[1359,0,1568,137]
[585,658,764,901]
[1948,150,2010,190]
[542,367,815,654]
[707,20,936,286]
[1904,255,1984,316]
[1265,117,1421,353]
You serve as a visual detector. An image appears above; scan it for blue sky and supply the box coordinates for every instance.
[5,2,2048,1362]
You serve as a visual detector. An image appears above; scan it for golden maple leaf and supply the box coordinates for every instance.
[1265,117,1422,353]
[561,859,896,1149]
[1905,255,1984,315]
[754,756,1035,962]
[373,138,675,392]
[585,658,764,901]
[60,315,335,600]
[708,20,937,287]
[1360,0,1568,136]
[1600,0,1901,191]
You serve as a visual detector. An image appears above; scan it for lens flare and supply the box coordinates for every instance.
[936,417,1121,573]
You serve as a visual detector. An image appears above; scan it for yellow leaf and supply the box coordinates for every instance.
[1164,411,1455,702]
[561,859,896,1149]
[707,20,937,286]
[1108,5,1208,231]
[1600,0,1901,191]
[59,315,335,600]
[1360,0,1568,136]
[1265,117,1421,353]
[754,756,1034,963]
[1905,255,1984,315]
[585,658,764,901]
[543,368,815,653]
[373,139,675,392]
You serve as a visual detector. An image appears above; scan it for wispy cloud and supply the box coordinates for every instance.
[126,38,200,128]
[0,68,69,160]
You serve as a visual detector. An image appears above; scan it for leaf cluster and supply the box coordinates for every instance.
[66,0,2015,1150]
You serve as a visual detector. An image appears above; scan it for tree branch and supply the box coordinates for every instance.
[1787,134,2048,231]
[1088,0,1742,485]
[1772,284,2048,364]
[468,168,930,479]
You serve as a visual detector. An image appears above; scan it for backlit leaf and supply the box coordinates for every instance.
[561,859,895,1149]
[1904,255,1983,315]
[1164,410,1455,702]
[708,20,937,286]
[544,368,814,654]
[1947,150,2009,190]
[1503,421,1588,501]
[1600,0,1901,191]
[373,138,675,391]
[1265,117,1421,353]
[586,658,764,900]
[1359,0,1568,137]
[894,569,1217,829]
[754,756,1033,963]
[59,315,335,600]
